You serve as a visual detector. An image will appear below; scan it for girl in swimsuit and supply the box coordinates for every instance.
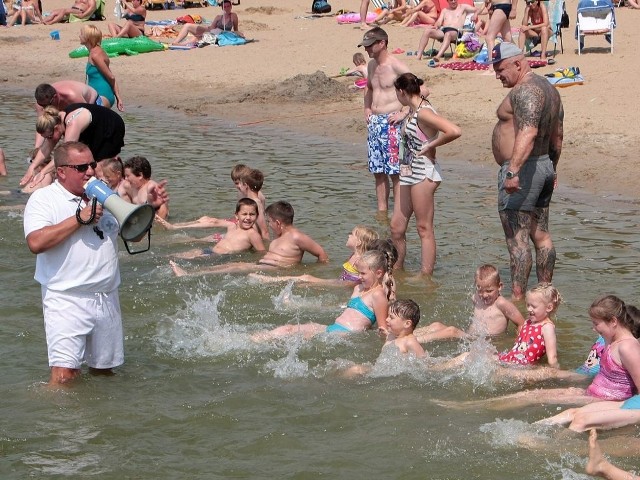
[392,73,461,276]
[171,0,244,46]
[249,225,379,287]
[108,0,146,38]
[251,249,396,341]
[444,295,640,412]
[80,25,124,111]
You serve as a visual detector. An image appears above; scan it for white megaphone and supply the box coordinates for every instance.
[84,177,155,254]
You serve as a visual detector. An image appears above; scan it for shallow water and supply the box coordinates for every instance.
[1,90,639,479]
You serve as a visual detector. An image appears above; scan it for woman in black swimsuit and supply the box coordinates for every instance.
[108,0,146,38]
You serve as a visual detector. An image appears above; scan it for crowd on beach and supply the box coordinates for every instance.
[1,0,639,476]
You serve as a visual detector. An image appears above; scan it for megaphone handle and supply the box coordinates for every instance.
[76,197,98,225]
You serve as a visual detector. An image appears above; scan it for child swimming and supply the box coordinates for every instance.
[251,249,396,341]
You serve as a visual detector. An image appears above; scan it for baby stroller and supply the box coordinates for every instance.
[576,0,616,54]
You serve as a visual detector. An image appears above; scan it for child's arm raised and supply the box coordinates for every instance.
[541,322,559,369]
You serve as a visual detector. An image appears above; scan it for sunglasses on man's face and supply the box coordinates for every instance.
[59,161,98,173]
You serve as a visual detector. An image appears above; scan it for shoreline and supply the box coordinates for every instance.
[2,0,639,202]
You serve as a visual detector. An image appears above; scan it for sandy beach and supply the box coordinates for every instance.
[1,0,637,199]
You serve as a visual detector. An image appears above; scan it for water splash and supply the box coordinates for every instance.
[155,289,254,358]
[264,341,309,379]
[480,418,549,448]
[271,281,324,311]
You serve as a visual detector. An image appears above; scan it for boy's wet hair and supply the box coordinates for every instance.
[123,156,152,179]
[590,295,640,337]
[528,282,562,314]
[389,299,421,330]
[230,164,264,192]
[236,197,259,214]
[475,264,500,285]
[265,201,294,225]
[231,164,251,182]
[244,168,264,192]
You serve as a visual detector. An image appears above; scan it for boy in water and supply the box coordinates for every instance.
[123,156,170,220]
[344,299,426,377]
[231,165,269,240]
[169,198,266,258]
[414,264,525,343]
[170,201,328,276]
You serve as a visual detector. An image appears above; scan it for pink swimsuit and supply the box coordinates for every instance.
[586,342,637,401]
[498,320,551,365]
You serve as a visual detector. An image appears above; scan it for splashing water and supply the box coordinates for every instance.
[264,341,310,379]
[271,281,324,311]
[156,289,254,358]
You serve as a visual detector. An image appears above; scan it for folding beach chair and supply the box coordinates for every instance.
[576,0,615,54]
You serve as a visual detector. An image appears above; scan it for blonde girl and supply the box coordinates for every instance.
[80,25,124,111]
[252,249,396,341]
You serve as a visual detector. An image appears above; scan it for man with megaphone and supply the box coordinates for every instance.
[23,142,167,386]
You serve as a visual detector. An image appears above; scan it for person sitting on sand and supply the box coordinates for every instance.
[344,53,369,78]
[43,0,96,24]
[171,0,244,45]
[170,201,328,277]
[7,0,43,26]
[108,0,146,38]
[400,0,438,27]
[416,0,476,62]
[517,0,551,61]
[160,198,266,259]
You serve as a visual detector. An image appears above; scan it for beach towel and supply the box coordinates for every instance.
[437,59,549,70]
[545,66,584,87]
[69,0,105,22]
[216,31,247,46]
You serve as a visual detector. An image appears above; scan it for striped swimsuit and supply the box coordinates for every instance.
[400,103,443,186]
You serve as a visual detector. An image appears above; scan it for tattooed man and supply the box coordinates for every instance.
[490,42,564,300]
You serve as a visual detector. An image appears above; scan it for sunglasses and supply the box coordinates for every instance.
[59,161,98,173]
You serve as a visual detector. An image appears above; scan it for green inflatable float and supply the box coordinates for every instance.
[69,36,167,58]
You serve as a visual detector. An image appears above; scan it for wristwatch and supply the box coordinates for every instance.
[505,170,519,179]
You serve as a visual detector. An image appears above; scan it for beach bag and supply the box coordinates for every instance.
[312,0,331,14]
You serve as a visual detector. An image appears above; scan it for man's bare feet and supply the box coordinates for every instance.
[169,260,188,277]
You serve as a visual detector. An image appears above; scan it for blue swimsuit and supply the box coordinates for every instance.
[86,63,115,107]
[325,296,376,333]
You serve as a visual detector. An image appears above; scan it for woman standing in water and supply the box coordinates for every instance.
[390,73,461,275]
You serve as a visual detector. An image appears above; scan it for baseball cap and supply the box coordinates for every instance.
[358,28,388,47]
[487,42,523,64]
